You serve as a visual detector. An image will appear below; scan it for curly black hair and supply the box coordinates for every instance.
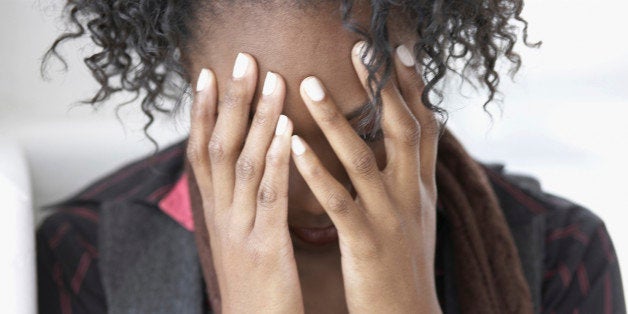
[40,0,540,150]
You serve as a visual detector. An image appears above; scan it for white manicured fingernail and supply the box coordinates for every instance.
[232,53,249,78]
[263,71,277,96]
[396,44,415,67]
[303,77,325,102]
[353,41,373,65]
[196,68,210,92]
[291,135,306,155]
[275,115,288,135]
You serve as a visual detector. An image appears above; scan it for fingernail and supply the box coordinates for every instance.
[291,135,306,156]
[303,77,325,102]
[196,68,210,92]
[232,53,249,79]
[275,114,288,135]
[396,44,415,67]
[262,71,277,96]
[353,41,373,65]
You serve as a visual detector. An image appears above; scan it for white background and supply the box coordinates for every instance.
[1,0,627,312]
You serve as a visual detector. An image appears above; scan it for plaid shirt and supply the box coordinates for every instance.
[36,139,626,313]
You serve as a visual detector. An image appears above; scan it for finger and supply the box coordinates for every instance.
[299,76,387,207]
[253,115,293,233]
[186,68,218,212]
[233,71,287,227]
[351,41,421,184]
[393,44,440,182]
[209,53,258,211]
[290,135,369,237]
[352,41,402,108]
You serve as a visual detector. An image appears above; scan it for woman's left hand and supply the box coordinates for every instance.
[290,41,442,313]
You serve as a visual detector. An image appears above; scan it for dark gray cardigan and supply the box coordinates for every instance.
[42,141,623,313]
[95,163,547,313]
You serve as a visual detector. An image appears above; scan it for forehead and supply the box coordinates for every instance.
[189,3,372,68]
[185,3,374,133]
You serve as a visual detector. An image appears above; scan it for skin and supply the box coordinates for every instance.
[184,2,442,313]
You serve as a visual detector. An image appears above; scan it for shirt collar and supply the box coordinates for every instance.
[158,170,195,231]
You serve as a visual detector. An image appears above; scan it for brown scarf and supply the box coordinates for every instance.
[186,128,533,313]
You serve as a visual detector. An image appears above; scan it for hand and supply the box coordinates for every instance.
[290,41,442,313]
[187,53,304,314]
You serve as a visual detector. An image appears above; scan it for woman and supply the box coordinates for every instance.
[36,0,625,313]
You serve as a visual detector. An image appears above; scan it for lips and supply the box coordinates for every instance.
[289,224,338,246]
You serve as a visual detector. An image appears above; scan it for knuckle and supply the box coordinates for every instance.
[235,156,257,181]
[251,106,271,127]
[302,161,323,180]
[318,105,341,124]
[208,136,226,162]
[424,114,442,137]
[244,241,275,266]
[301,158,327,181]
[265,150,285,168]
[351,149,378,176]
[403,119,421,146]
[246,246,264,265]
[186,143,204,165]
[220,229,240,247]
[221,83,247,109]
[257,183,279,207]
[326,192,351,216]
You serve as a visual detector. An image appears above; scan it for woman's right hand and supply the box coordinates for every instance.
[186,53,304,314]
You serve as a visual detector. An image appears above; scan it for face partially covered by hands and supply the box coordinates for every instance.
[186,38,442,313]
[184,2,422,234]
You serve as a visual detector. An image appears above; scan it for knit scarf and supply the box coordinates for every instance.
[187,127,533,313]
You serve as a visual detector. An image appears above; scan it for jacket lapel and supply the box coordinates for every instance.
[484,163,546,314]
[99,200,204,313]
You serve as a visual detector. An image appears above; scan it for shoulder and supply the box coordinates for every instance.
[36,138,188,257]
[479,162,626,313]
[36,139,188,313]
[480,162,608,241]
[481,162,605,229]
[37,138,188,261]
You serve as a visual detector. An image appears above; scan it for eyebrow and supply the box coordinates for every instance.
[343,100,372,121]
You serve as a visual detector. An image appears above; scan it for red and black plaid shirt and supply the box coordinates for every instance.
[36,139,626,313]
